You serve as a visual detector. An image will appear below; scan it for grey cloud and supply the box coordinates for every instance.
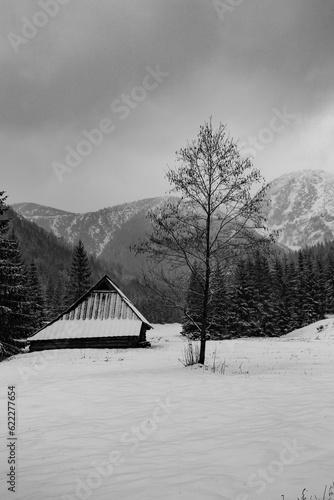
[1,0,218,131]
[1,0,334,211]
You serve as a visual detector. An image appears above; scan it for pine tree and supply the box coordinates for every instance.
[45,276,57,321]
[285,259,300,332]
[233,258,258,337]
[0,209,32,357]
[296,250,308,327]
[210,262,235,339]
[27,262,45,331]
[5,231,33,339]
[65,240,92,306]
[45,275,66,321]
[252,252,275,336]
[182,262,204,339]
[314,256,327,320]
[303,251,318,324]
[53,278,66,317]
[295,249,319,327]
[209,262,229,339]
[271,256,288,335]
[325,249,334,313]
[0,192,12,356]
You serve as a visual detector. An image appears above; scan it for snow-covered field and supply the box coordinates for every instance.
[1,320,334,500]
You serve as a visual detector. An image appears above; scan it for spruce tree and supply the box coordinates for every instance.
[6,231,33,339]
[0,192,12,355]
[303,251,318,324]
[297,250,308,327]
[0,204,32,357]
[182,262,204,339]
[45,275,66,321]
[27,262,45,331]
[271,256,288,335]
[314,256,327,320]
[252,252,275,336]
[233,258,258,337]
[325,249,334,313]
[210,262,229,339]
[53,278,66,317]
[285,259,300,332]
[65,240,92,306]
[45,276,57,321]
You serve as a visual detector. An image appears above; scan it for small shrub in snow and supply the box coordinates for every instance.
[178,342,200,366]
[210,347,227,374]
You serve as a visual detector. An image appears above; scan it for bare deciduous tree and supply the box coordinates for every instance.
[135,119,273,364]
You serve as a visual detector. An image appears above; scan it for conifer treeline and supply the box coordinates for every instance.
[0,194,43,357]
[182,244,334,340]
[3,188,334,356]
[9,207,122,322]
[0,192,95,358]
[0,193,147,359]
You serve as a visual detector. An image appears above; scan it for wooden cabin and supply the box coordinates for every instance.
[29,275,152,351]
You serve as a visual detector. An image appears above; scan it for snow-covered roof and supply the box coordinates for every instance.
[29,275,152,341]
[31,319,143,340]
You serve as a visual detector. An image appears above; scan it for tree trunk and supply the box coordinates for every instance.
[199,180,212,365]
[199,299,208,364]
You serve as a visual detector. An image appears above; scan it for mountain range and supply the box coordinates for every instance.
[264,169,334,249]
[11,170,334,271]
[11,197,174,279]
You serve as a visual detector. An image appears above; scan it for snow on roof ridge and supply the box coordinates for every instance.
[101,275,153,328]
[29,274,152,339]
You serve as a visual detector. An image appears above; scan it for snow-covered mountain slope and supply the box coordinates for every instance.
[12,169,334,255]
[264,169,334,249]
[12,197,171,258]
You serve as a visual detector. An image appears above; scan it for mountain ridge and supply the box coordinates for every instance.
[12,197,173,256]
[264,169,334,249]
[11,169,334,256]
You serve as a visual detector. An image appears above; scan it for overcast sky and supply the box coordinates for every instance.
[1,0,334,213]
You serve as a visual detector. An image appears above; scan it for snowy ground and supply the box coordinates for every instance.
[1,320,334,500]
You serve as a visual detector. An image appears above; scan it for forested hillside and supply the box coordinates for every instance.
[6,209,131,317]
[1,206,181,330]
[183,242,334,339]
[4,198,334,341]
